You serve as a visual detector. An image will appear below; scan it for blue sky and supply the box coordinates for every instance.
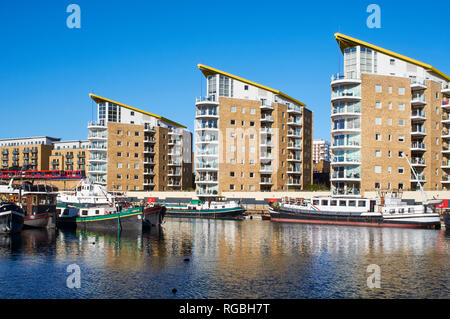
[1,0,449,141]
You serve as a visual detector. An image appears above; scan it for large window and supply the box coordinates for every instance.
[344,47,357,76]
[360,47,373,73]
[107,103,121,123]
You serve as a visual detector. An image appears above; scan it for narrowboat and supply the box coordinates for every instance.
[0,202,24,234]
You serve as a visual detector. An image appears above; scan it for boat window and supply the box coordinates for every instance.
[63,209,69,216]
[82,210,88,216]
[95,210,100,215]
[321,200,328,206]
[312,200,319,205]
[399,208,404,214]
[330,200,337,206]
[408,208,413,213]
[390,209,395,214]
[358,201,366,207]
[339,200,346,207]
[348,200,356,207]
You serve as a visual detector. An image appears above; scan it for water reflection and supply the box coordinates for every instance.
[0,220,448,298]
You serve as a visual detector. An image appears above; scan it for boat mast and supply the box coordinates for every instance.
[403,154,428,203]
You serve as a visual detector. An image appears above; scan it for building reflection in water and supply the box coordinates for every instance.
[0,220,448,298]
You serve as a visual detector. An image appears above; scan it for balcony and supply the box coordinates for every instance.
[441,160,450,169]
[144,137,156,143]
[411,142,426,151]
[88,133,107,140]
[442,114,450,124]
[411,158,426,167]
[330,172,361,181]
[260,128,273,135]
[89,145,107,152]
[260,153,274,160]
[143,158,156,164]
[442,100,450,110]
[441,130,450,139]
[144,170,155,175]
[287,179,302,186]
[168,161,181,166]
[410,174,426,183]
[331,106,361,118]
[259,178,273,185]
[331,157,361,166]
[260,140,273,148]
[260,100,274,110]
[442,84,450,96]
[331,90,361,102]
[287,118,302,126]
[331,141,361,150]
[144,124,156,133]
[287,168,302,175]
[196,110,219,119]
[88,155,107,162]
[411,94,426,106]
[287,130,302,138]
[144,148,155,154]
[195,176,218,184]
[196,189,219,196]
[195,123,218,131]
[330,72,361,86]
[168,170,181,176]
[88,121,106,129]
[260,166,273,174]
[287,156,302,162]
[332,188,361,196]
[196,163,218,171]
[442,173,450,183]
[144,180,155,186]
[260,115,274,123]
[331,126,361,134]
[410,78,427,90]
[287,142,302,150]
[411,127,426,136]
[287,105,302,114]
[167,181,181,187]
[196,95,219,106]
[411,111,426,121]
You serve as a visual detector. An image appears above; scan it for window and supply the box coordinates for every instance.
[398,151,404,158]
[134,164,139,169]
[117,141,122,146]
[388,119,392,126]
[134,142,139,147]
[436,138,439,145]
[398,88,405,95]
[230,184,235,190]
[117,163,122,168]
[388,86,392,93]
[250,134,255,139]
[375,150,381,157]
[250,108,255,114]
[230,171,235,177]
[375,102,382,109]
[374,166,381,174]
[398,103,405,110]
[349,200,356,207]
[388,166,392,173]
[398,135,405,142]
[398,183,404,190]
[230,145,235,152]
[130,111,134,116]
[358,201,366,207]
[244,85,248,90]
[117,152,122,157]
[398,167,404,174]
[117,174,122,179]
[388,102,392,110]
[390,59,395,65]
[135,132,139,136]
[231,106,236,112]
[249,185,255,191]
[230,120,235,125]
[250,147,255,153]
[388,134,392,141]
[330,200,337,206]
[375,85,382,93]
[339,200,347,207]
[375,133,381,141]
[375,118,382,125]
[134,153,139,158]
[134,175,139,180]
[241,120,245,126]
[250,121,255,127]
[249,172,254,178]
[375,182,380,189]
[241,108,245,114]
[398,119,405,126]
[321,200,328,206]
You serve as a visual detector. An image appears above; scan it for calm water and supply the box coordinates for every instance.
[0,218,449,299]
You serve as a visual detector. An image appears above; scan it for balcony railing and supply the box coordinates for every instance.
[331,72,360,82]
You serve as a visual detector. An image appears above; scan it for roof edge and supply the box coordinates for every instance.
[89,93,187,129]
[334,33,450,82]
[197,64,306,106]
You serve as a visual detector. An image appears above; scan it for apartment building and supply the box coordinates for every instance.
[195,64,313,197]
[49,141,90,172]
[0,136,60,171]
[87,94,193,192]
[330,33,450,196]
[313,139,331,163]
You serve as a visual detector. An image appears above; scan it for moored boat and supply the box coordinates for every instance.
[164,198,245,219]
[56,179,165,231]
[0,179,57,229]
[0,202,24,234]
[269,190,441,229]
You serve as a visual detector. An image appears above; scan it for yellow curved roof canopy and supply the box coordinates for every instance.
[197,64,306,106]
[89,93,187,128]
[334,33,450,82]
